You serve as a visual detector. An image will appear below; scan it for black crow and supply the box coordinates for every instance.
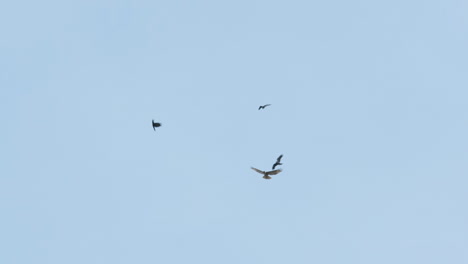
[251,167,282,180]
[272,154,283,170]
[258,104,271,110]
[152,119,162,131]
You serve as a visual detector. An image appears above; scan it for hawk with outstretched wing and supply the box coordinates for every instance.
[251,167,282,180]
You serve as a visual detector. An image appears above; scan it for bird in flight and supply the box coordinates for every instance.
[251,167,282,180]
[272,154,283,170]
[258,104,271,110]
[152,119,162,131]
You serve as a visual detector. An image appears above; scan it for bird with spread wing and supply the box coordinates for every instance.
[258,104,271,110]
[272,154,283,170]
[251,167,282,180]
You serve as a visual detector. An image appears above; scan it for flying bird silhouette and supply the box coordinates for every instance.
[152,119,161,131]
[251,167,282,180]
[272,154,283,170]
[258,104,271,110]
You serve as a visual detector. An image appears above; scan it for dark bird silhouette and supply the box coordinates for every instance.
[152,119,161,131]
[251,167,282,180]
[258,104,271,110]
[272,154,283,170]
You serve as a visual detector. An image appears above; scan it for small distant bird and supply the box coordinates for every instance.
[152,119,162,131]
[251,167,282,180]
[272,154,283,170]
[258,104,271,110]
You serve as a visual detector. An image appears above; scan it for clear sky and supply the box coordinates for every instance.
[2,0,468,263]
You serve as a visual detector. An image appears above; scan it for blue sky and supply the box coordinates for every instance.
[2,0,468,263]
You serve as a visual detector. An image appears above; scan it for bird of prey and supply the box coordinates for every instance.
[152,119,162,131]
[258,104,271,110]
[272,154,283,170]
[251,167,282,180]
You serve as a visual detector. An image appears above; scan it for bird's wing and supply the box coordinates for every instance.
[251,167,265,174]
[258,106,262,110]
[267,169,282,175]
[276,154,283,162]
[272,163,278,170]
[264,104,271,107]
